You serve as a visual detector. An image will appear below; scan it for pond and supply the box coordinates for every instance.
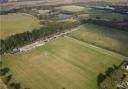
[57,13,72,19]
[48,12,72,19]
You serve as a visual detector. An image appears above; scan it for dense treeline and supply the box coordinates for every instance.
[0,21,80,54]
[97,61,128,89]
[0,8,20,15]
[80,19,128,32]
[93,6,128,15]
[0,8,34,15]
[113,6,128,15]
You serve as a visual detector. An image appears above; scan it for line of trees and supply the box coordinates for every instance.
[0,8,21,15]
[0,21,80,54]
[97,65,123,89]
[80,18,128,32]
[79,18,128,56]
[0,61,30,89]
[113,6,128,15]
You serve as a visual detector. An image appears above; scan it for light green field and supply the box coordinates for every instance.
[69,24,128,56]
[59,5,85,13]
[0,13,41,39]
[1,36,124,89]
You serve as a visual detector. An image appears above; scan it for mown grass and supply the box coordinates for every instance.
[58,5,86,13]
[1,37,124,89]
[69,24,128,56]
[0,13,41,39]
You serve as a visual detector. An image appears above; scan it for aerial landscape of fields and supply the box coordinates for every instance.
[1,36,125,89]
[0,0,128,89]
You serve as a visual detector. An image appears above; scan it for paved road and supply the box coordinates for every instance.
[18,26,81,52]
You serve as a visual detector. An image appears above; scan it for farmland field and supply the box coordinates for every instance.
[1,36,125,89]
[0,13,41,39]
[69,24,128,56]
[58,5,85,13]
[89,11,128,21]
[79,9,128,21]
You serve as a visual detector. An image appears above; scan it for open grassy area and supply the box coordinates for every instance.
[1,36,124,89]
[58,5,86,13]
[89,12,128,21]
[79,9,128,21]
[69,24,128,56]
[0,13,41,39]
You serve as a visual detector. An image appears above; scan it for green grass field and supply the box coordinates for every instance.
[79,9,128,21]
[89,12,128,21]
[0,13,41,39]
[69,24,128,56]
[1,36,125,89]
[58,5,86,13]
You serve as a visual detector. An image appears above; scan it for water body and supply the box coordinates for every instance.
[57,13,72,19]
[48,12,72,19]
